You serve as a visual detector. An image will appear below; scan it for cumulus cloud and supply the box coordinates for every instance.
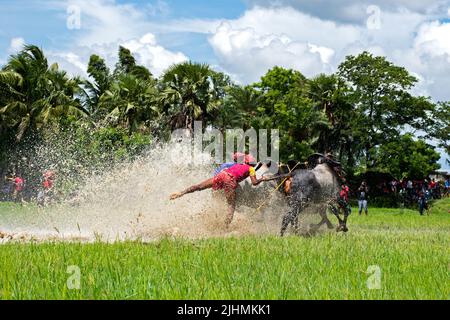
[243,0,449,24]
[209,22,332,83]
[402,20,450,101]
[121,34,188,76]
[8,37,25,53]
[195,5,450,101]
[60,0,150,46]
[205,6,367,82]
[20,0,450,101]
[414,21,450,59]
[42,0,188,78]
[47,33,187,78]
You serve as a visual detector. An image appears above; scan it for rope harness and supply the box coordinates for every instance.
[254,161,305,213]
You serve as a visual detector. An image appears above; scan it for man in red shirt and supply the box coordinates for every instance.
[38,170,55,206]
[170,153,268,227]
[12,174,24,202]
[338,184,351,215]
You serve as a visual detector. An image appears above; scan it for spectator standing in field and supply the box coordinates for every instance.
[444,177,450,197]
[357,181,369,215]
[418,190,428,215]
[428,179,436,198]
[11,173,24,203]
[391,179,398,193]
[338,184,351,215]
[37,170,56,206]
[406,179,413,197]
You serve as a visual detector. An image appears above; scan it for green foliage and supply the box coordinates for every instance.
[337,51,433,168]
[89,126,151,161]
[428,101,450,157]
[374,134,441,179]
[249,67,328,161]
[84,54,112,115]
[0,45,88,142]
[115,46,152,80]
[0,45,447,185]
[159,61,231,131]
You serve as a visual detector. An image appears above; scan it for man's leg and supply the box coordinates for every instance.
[170,178,214,200]
[358,200,363,215]
[224,189,236,227]
[364,200,368,215]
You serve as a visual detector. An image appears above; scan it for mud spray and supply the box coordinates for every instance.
[1,136,331,243]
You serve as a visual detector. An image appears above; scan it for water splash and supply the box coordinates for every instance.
[1,142,293,242]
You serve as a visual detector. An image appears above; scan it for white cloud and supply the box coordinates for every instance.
[47,33,188,78]
[121,34,188,76]
[204,6,366,83]
[8,37,25,53]
[243,0,449,24]
[414,21,450,59]
[146,0,170,17]
[209,21,332,83]
[32,0,450,101]
[62,0,149,46]
[192,5,450,101]
[42,0,188,78]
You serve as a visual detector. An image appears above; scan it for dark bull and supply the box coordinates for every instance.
[268,155,350,236]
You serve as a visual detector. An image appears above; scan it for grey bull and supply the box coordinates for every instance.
[274,161,350,236]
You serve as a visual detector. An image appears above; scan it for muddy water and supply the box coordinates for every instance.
[2,145,314,243]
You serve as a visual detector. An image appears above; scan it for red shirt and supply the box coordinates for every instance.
[225,164,256,183]
[340,186,349,202]
[43,178,53,189]
[14,177,24,191]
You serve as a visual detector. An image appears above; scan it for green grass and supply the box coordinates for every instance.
[0,199,449,300]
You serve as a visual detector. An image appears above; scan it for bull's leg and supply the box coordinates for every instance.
[312,204,334,230]
[293,213,299,234]
[321,208,335,229]
[329,202,346,232]
[281,209,294,236]
[341,206,350,232]
[280,207,300,236]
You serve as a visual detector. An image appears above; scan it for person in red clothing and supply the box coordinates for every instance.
[43,170,55,190]
[12,174,24,202]
[340,185,349,201]
[170,153,268,227]
[37,170,56,206]
[338,184,351,215]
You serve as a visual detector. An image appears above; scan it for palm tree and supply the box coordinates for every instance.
[213,85,263,131]
[0,45,88,141]
[159,61,229,131]
[98,73,160,133]
[83,54,112,118]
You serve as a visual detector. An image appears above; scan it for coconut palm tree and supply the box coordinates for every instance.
[159,61,229,131]
[98,73,160,133]
[0,45,88,142]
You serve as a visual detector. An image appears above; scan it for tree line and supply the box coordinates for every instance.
[0,45,449,182]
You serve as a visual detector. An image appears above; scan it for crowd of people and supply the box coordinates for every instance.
[336,176,449,216]
[379,178,448,200]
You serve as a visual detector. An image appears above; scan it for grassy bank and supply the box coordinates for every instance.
[0,199,449,300]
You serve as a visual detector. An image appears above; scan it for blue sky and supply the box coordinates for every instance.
[1,0,449,168]
[0,0,246,63]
